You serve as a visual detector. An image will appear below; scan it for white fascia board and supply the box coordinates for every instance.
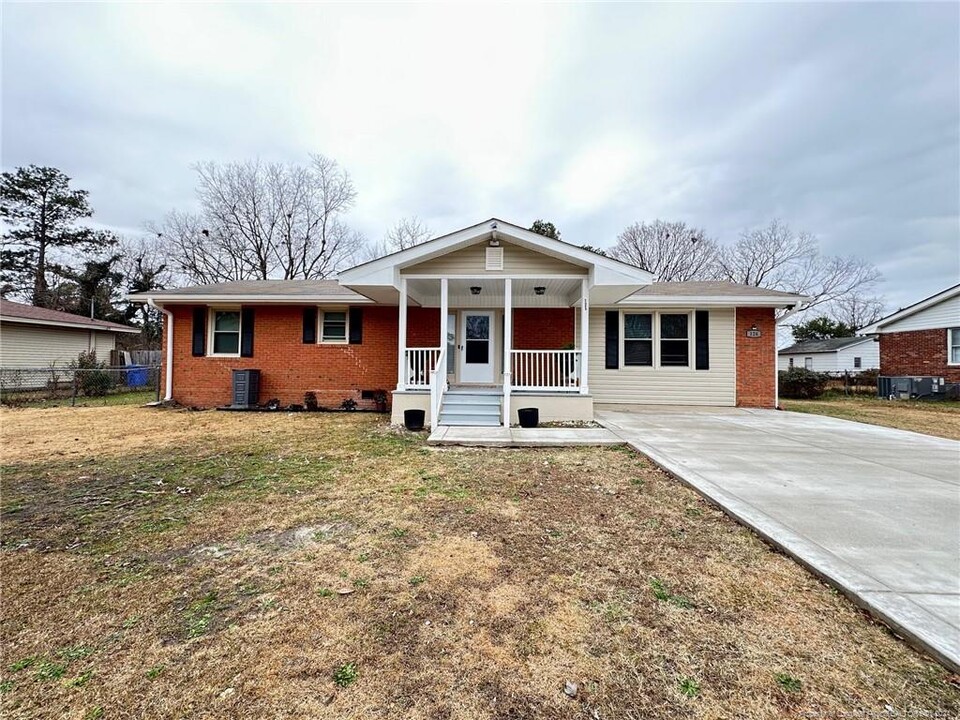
[859,284,960,334]
[126,294,374,305]
[337,218,653,287]
[617,295,806,308]
[0,316,140,334]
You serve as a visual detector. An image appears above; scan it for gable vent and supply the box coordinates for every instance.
[485,246,504,271]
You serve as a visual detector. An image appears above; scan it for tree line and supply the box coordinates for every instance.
[1,158,885,345]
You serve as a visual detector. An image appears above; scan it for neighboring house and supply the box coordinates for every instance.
[860,283,960,384]
[0,298,140,369]
[778,336,879,374]
[127,218,807,426]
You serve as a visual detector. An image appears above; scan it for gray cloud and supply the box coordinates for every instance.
[3,2,957,310]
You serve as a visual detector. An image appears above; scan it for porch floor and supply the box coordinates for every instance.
[427,425,621,448]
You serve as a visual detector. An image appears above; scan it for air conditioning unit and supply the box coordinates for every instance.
[232,369,261,408]
[877,376,945,400]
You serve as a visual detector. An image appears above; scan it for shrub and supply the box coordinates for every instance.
[70,351,114,397]
[779,368,829,399]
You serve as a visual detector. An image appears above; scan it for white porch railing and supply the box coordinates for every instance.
[405,347,442,390]
[429,345,448,427]
[511,350,581,392]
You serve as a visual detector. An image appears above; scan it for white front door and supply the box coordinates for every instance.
[459,311,495,384]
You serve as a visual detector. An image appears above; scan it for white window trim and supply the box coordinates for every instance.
[948,327,960,366]
[208,306,242,358]
[319,307,350,345]
[619,310,694,370]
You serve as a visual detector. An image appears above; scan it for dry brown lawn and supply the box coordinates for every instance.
[781,395,960,440]
[1,406,957,719]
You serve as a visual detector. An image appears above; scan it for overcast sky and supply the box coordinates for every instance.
[3,2,958,310]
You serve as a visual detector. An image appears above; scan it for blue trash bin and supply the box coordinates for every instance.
[127,365,148,387]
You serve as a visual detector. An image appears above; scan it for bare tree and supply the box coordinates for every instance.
[830,293,886,330]
[155,155,365,283]
[609,220,719,281]
[384,216,431,252]
[717,219,882,314]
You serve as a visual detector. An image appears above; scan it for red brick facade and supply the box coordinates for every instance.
[879,329,960,382]
[512,308,574,349]
[162,305,577,408]
[735,307,777,408]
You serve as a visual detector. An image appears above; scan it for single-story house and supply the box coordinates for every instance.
[0,298,140,369]
[778,336,879,374]
[860,283,960,384]
[127,219,807,426]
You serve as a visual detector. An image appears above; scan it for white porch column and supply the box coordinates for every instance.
[397,277,408,391]
[439,278,449,359]
[502,278,512,427]
[580,277,589,394]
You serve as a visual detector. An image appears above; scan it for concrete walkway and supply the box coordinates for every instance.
[427,425,621,447]
[596,405,960,671]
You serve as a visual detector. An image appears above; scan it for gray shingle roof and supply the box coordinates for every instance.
[0,298,139,332]
[778,337,873,354]
[631,281,803,299]
[128,279,364,299]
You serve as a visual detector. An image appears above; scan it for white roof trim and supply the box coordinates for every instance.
[337,218,654,287]
[0,316,140,334]
[859,284,960,334]
[617,295,807,308]
[127,294,373,305]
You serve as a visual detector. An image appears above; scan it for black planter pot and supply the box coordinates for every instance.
[404,408,426,431]
[517,407,539,428]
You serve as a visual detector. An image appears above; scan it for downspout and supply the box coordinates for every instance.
[148,298,174,402]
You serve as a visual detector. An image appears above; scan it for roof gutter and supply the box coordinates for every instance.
[148,299,174,402]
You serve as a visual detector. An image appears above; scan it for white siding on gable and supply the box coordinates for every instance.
[882,294,960,333]
[835,340,879,371]
[588,307,736,406]
[0,323,117,368]
[402,240,588,276]
[778,352,837,373]
[778,342,879,373]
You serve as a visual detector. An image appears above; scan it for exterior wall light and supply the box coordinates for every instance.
[470,286,481,295]
[534,286,546,295]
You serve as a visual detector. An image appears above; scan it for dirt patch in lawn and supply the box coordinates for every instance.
[1,408,957,719]
[782,395,960,440]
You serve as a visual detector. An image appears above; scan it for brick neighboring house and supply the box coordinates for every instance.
[127,218,807,426]
[861,283,960,384]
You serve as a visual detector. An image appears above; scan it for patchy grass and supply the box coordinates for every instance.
[1,406,958,719]
[782,394,960,440]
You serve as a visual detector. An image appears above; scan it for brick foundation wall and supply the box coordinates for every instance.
[736,307,777,408]
[161,305,579,408]
[512,308,575,349]
[879,328,960,381]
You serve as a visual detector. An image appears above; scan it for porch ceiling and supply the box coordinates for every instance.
[407,277,582,308]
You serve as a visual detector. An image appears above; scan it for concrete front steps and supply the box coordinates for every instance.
[437,387,502,427]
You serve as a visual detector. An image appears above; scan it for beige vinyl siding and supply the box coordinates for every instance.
[402,240,587,276]
[587,307,736,406]
[0,322,116,368]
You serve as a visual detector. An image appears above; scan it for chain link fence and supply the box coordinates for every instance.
[0,366,161,407]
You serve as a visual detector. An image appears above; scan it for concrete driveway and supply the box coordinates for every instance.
[596,405,960,671]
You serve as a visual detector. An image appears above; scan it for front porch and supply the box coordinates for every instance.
[392,276,593,428]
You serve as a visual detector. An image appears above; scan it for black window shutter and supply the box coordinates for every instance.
[303,307,317,344]
[240,307,255,358]
[191,306,206,357]
[695,310,709,370]
[604,311,620,369]
[349,307,363,344]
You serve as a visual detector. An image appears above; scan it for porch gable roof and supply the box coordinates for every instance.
[336,218,654,296]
